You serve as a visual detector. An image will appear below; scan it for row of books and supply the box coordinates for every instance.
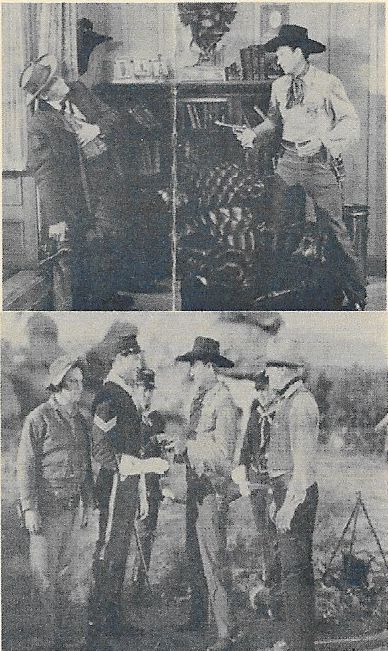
[179,100,228,130]
[178,99,256,132]
[240,45,281,81]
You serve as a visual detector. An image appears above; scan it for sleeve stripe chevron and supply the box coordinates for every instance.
[93,415,117,433]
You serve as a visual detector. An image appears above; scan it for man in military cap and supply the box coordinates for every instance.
[261,338,319,651]
[89,334,168,643]
[235,25,366,308]
[17,355,94,651]
[173,337,241,651]
[19,54,132,309]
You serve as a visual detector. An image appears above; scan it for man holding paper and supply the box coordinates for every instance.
[88,334,168,644]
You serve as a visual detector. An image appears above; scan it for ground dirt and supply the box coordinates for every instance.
[2,441,387,651]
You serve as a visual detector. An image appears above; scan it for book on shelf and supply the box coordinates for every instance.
[181,98,229,130]
[240,47,253,80]
[240,45,266,81]
[186,104,197,129]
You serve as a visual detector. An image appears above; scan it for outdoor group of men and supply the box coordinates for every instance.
[17,329,320,651]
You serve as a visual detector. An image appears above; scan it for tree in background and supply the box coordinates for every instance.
[327,365,387,453]
[314,371,333,444]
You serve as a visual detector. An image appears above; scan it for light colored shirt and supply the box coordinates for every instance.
[255,65,360,158]
[267,380,319,510]
[17,396,93,511]
[187,380,241,478]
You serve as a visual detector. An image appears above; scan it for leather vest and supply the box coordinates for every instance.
[266,385,310,479]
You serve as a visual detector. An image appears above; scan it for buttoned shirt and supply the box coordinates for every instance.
[186,380,241,478]
[257,65,360,158]
[17,396,93,512]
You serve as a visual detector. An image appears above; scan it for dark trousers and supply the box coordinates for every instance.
[91,474,139,626]
[272,148,366,302]
[186,470,232,639]
[249,471,278,587]
[271,479,319,651]
[131,481,161,589]
[73,153,133,310]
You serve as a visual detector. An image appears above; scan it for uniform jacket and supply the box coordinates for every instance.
[17,396,94,512]
[267,65,360,157]
[267,379,319,502]
[140,410,165,498]
[187,380,241,481]
[27,80,122,234]
[91,378,142,509]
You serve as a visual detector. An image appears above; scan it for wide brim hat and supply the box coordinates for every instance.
[19,53,58,105]
[264,24,326,55]
[265,337,305,369]
[224,357,265,381]
[46,354,81,388]
[176,336,234,368]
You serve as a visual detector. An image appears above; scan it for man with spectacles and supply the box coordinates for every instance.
[16,355,94,651]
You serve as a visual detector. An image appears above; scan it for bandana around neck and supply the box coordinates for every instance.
[286,62,310,109]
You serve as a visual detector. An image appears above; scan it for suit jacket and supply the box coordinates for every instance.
[27,81,123,235]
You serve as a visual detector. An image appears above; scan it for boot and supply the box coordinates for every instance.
[177,604,208,632]
[206,637,234,651]
[104,603,144,638]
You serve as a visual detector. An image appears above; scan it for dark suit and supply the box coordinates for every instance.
[27,81,130,309]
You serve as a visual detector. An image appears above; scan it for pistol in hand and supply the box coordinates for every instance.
[214,121,255,149]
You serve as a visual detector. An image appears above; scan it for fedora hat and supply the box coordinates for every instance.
[19,54,58,104]
[265,338,305,369]
[46,354,81,389]
[264,24,326,55]
[176,337,234,368]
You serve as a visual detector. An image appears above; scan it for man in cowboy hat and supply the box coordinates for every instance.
[19,54,132,310]
[235,24,366,309]
[88,334,168,644]
[16,355,94,651]
[173,337,241,651]
[259,338,319,651]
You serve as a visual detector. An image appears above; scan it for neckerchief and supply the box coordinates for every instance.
[250,398,278,458]
[189,385,210,434]
[286,63,310,109]
[277,376,303,398]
